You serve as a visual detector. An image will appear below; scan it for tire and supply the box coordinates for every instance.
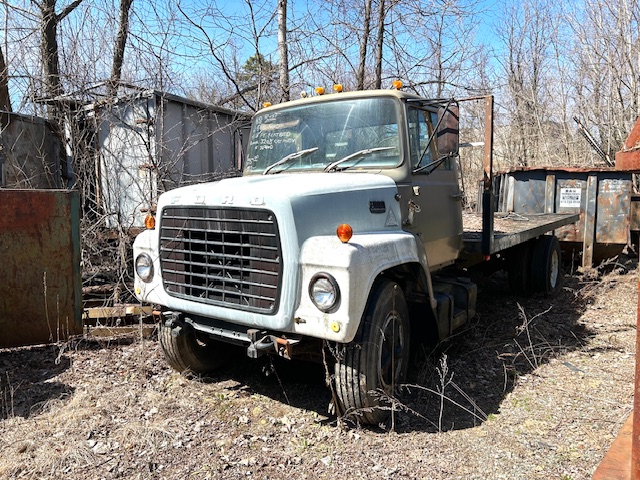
[507,241,533,295]
[159,318,227,374]
[334,280,410,425]
[531,235,562,294]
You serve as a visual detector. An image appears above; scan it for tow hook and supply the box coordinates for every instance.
[162,312,185,336]
[247,329,274,358]
[246,329,294,360]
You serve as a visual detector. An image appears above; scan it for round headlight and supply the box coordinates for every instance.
[135,253,154,283]
[309,273,340,313]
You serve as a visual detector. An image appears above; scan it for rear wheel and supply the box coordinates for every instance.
[531,235,562,294]
[159,318,228,374]
[507,241,534,294]
[334,280,410,425]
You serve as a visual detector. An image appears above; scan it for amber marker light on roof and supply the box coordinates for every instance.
[315,86,325,95]
[336,223,353,243]
[392,80,403,90]
[262,102,272,108]
[145,213,156,229]
[333,84,343,93]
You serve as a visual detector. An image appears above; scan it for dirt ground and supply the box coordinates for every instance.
[0,261,637,479]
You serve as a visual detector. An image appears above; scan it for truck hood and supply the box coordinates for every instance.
[158,172,404,240]
[162,172,396,201]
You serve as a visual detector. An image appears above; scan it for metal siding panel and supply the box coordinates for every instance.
[544,174,555,214]
[554,177,587,242]
[99,98,154,228]
[582,175,598,268]
[630,195,640,232]
[513,175,546,213]
[595,178,631,244]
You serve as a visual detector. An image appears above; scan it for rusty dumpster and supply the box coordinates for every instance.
[485,167,638,267]
[0,189,82,347]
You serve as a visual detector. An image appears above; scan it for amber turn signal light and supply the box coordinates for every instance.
[336,224,353,243]
[145,213,156,229]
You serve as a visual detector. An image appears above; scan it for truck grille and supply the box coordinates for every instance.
[159,207,282,313]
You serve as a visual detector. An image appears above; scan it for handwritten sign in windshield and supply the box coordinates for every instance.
[246,116,301,170]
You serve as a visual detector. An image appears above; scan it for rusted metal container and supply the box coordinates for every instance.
[0,189,82,347]
[616,116,640,171]
[0,111,66,189]
[487,167,635,267]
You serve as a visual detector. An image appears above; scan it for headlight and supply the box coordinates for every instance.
[309,273,340,313]
[135,253,154,283]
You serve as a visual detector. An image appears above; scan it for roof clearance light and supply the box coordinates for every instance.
[336,223,353,243]
[262,102,272,108]
[315,86,325,95]
[392,80,403,90]
[144,213,156,229]
[333,84,343,93]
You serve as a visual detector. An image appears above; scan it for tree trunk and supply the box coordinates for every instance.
[277,0,289,101]
[109,0,134,97]
[356,0,372,90]
[0,43,11,113]
[41,0,63,106]
[374,0,386,89]
[39,0,84,119]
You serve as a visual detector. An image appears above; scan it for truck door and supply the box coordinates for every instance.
[404,106,463,270]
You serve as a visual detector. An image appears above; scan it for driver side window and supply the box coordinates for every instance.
[408,108,436,169]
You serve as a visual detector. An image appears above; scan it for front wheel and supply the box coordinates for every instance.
[334,280,410,425]
[159,318,228,374]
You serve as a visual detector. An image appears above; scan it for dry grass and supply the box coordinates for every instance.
[0,261,636,479]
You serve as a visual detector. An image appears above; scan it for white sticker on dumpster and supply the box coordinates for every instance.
[559,187,581,208]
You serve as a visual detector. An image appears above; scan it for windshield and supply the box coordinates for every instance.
[244,97,402,174]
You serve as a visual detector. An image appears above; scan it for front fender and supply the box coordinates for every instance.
[293,231,424,343]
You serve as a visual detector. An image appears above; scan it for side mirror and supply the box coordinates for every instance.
[437,104,459,157]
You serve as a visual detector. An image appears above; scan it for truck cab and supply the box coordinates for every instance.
[133,88,478,424]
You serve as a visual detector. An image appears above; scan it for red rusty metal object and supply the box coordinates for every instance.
[593,414,633,479]
[634,274,640,478]
[616,116,640,171]
[0,189,83,347]
[593,275,640,479]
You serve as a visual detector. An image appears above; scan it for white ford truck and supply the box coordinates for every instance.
[133,87,578,424]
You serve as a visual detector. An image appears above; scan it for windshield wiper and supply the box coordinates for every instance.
[263,147,319,175]
[324,146,394,172]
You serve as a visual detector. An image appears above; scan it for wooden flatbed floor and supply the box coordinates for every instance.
[462,212,580,254]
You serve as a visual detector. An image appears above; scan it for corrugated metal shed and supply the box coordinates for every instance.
[85,90,251,228]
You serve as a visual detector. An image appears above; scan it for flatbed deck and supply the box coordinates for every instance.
[462,212,580,254]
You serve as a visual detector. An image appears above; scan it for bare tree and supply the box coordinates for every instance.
[0,43,10,113]
[497,0,555,167]
[356,0,372,90]
[38,0,84,117]
[108,0,134,97]
[374,0,386,89]
[568,0,639,160]
[277,0,289,101]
